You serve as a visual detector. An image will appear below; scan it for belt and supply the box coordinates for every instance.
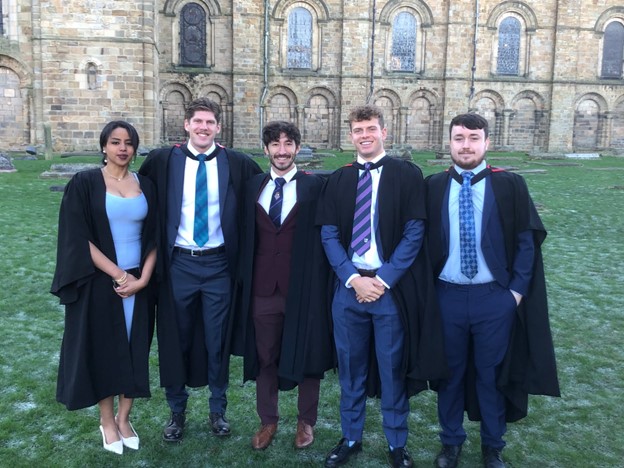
[173,245,226,257]
[357,268,378,278]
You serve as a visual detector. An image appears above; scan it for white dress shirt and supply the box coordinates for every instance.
[258,166,298,222]
[174,142,225,249]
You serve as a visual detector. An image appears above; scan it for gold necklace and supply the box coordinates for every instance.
[102,166,130,182]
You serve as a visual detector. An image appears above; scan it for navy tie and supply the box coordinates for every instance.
[459,171,478,279]
[269,177,286,228]
[193,153,209,247]
[351,162,373,256]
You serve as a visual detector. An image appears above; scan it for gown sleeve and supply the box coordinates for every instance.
[50,172,98,305]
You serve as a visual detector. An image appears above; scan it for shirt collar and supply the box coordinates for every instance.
[270,165,297,183]
[187,142,216,158]
[356,151,386,166]
[454,160,487,175]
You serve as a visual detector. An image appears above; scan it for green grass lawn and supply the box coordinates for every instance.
[0,152,623,467]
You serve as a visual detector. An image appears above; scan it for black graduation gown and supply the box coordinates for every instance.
[232,171,334,390]
[50,168,157,410]
[139,145,262,388]
[316,157,449,397]
[425,168,561,422]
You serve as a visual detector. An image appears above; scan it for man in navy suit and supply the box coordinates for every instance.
[139,98,262,442]
[425,114,559,468]
[317,105,447,468]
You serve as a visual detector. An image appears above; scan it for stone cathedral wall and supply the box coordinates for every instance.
[0,0,623,153]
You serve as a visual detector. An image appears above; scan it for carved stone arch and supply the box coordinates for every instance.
[195,84,231,145]
[407,87,439,107]
[0,54,33,147]
[163,0,221,16]
[574,92,608,112]
[268,86,299,106]
[610,94,624,151]
[510,90,545,110]
[508,90,546,151]
[304,86,336,106]
[406,88,441,149]
[371,89,401,146]
[471,90,505,148]
[471,89,505,110]
[272,0,329,21]
[486,1,538,31]
[303,87,337,148]
[159,82,193,144]
[78,57,104,91]
[573,93,609,150]
[265,86,299,124]
[378,0,434,27]
[595,7,624,32]
[373,88,401,108]
[0,54,32,84]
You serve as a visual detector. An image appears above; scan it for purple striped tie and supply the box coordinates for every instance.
[351,162,373,256]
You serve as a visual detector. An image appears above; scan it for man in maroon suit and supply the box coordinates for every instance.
[233,121,333,451]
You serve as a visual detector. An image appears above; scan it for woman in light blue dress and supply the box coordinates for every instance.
[52,121,157,455]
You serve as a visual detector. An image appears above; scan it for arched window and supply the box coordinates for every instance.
[390,12,417,72]
[497,17,521,75]
[180,2,206,67]
[287,7,312,69]
[601,21,624,79]
[87,62,98,90]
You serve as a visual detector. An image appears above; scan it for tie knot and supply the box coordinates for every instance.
[461,171,474,184]
[274,177,286,188]
[197,153,207,162]
[364,162,372,171]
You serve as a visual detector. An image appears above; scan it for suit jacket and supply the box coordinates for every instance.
[139,143,262,387]
[232,171,334,390]
[317,157,449,397]
[252,203,298,297]
[425,167,560,421]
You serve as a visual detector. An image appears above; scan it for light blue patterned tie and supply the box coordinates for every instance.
[193,153,209,247]
[459,171,478,279]
[351,162,373,256]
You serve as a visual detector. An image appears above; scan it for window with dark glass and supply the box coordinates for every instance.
[287,7,312,69]
[180,2,206,66]
[497,17,520,75]
[390,12,416,72]
[0,2,4,36]
[602,22,624,79]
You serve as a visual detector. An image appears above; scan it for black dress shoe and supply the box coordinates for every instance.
[389,446,413,467]
[163,412,185,442]
[325,438,362,467]
[482,445,506,468]
[209,412,231,436]
[435,444,462,468]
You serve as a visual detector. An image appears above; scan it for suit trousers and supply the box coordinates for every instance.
[435,280,517,448]
[331,282,409,448]
[165,250,231,414]
[252,293,320,426]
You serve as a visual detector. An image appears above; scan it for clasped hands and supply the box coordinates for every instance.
[112,272,142,298]
[351,276,386,304]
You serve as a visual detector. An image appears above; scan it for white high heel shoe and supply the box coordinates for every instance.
[99,425,123,455]
[119,422,140,450]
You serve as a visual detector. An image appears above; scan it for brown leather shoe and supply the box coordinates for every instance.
[294,421,314,449]
[251,423,277,450]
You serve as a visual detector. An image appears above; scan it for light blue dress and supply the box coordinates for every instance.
[106,180,148,340]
